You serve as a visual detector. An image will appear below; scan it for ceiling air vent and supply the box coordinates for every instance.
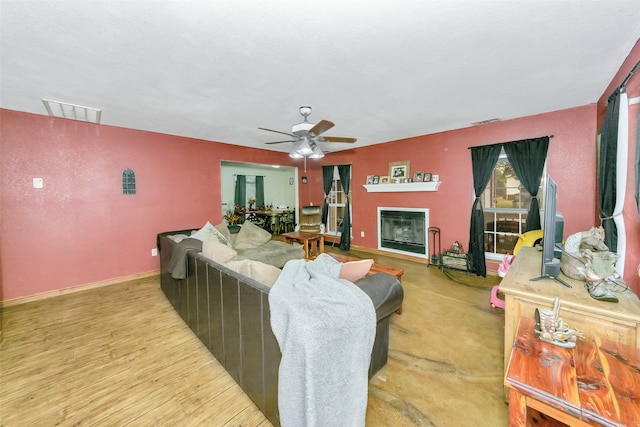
[42,99,102,124]
[471,118,501,126]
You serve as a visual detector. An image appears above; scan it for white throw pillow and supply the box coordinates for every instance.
[190,221,231,246]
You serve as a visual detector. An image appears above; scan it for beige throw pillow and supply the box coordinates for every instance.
[202,240,238,265]
[227,259,282,287]
[233,220,273,250]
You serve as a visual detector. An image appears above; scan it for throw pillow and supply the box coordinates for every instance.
[202,240,238,265]
[339,259,374,282]
[233,220,273,250]
[227,259,282,287]
[190,221,231,246]
[214,223,233,244]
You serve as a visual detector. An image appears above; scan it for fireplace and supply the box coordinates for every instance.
[378,207,429,259]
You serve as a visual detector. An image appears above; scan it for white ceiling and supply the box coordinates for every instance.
[2,1,640,153]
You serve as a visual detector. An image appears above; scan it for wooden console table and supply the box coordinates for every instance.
[499,247,640,373]
[282,232,324,259]
[505,317,640,426]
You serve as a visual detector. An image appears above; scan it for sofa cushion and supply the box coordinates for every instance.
[340,259,374,282]
[202,239,238,265]
[234,220,273,250]
[227,259,282,287]
[236,240,305,268]
[190,221,231,246]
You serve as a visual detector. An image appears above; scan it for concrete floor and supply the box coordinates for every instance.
[329,246,509,426]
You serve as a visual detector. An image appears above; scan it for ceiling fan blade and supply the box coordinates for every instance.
[321,136,357,143]
[259,127,296,137]
[308,120,334,136]
[265,140,298,144]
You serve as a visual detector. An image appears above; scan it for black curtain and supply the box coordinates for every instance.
[256,176,265,207]
[321,166,334,225]
[468,145,502,277]
[234,175,246,211]
[338,164,351,250]
[599,88,621,252]
[503,137,549,231]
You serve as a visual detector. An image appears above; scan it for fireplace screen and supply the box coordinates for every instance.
[378,208,428,258]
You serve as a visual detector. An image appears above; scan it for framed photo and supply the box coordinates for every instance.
[413,171,424,182]
[366,175,374,185]
[423,173,432,182]
[372,175,380,184]
[389,161,410,180]
[380,175,390,184]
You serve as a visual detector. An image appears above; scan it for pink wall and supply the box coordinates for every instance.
[0,110,291,301]
[3,50,639,302]
[306,105,598,261]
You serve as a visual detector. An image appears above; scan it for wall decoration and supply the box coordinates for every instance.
[372,175,380,184]
[413,171,424,182]
[389,161,410,180]
[366,175,375,184]
[424,173,432,182]
[380,175,390,184]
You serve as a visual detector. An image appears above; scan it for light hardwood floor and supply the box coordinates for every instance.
[1,247,508,426]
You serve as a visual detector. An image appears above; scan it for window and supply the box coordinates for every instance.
[122,168,136,195]
[245,176,256,206]
[326,167,350,236]
[481,150,540,259]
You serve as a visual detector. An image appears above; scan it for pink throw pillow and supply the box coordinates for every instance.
[339,259,374,282]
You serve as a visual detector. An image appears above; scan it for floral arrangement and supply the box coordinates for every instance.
[248,198,256,206]
[224,210,241,225]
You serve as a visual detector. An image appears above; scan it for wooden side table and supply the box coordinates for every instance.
[282,232,324,259]
[505,317,640,426]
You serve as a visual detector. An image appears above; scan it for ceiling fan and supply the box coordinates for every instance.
[259,106,356,159]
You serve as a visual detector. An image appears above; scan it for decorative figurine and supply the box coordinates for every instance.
[534,297,585,348]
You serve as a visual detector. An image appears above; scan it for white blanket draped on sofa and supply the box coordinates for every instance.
[269,254,376,427]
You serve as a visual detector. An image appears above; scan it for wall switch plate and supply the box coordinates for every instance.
[33,178,44,188]
[361,231,365,237]
[151,248,158,256]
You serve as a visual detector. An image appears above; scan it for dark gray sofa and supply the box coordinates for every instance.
[157,230,404,427]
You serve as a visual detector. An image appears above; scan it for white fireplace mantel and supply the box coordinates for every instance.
[363,181,440,193]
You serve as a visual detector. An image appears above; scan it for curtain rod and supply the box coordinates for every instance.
[620,60,640,88]
[467,135,554,150]
[233,174,266,177]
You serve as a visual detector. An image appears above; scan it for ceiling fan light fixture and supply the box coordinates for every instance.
[289,150,304,159]
[297,139,313,155]
[309,144,324,159]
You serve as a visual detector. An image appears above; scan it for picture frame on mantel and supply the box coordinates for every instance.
[389,161,410,180]
[413,171,424,182]
[424,173,432,182]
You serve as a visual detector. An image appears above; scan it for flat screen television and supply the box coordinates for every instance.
[530,175,572,288]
